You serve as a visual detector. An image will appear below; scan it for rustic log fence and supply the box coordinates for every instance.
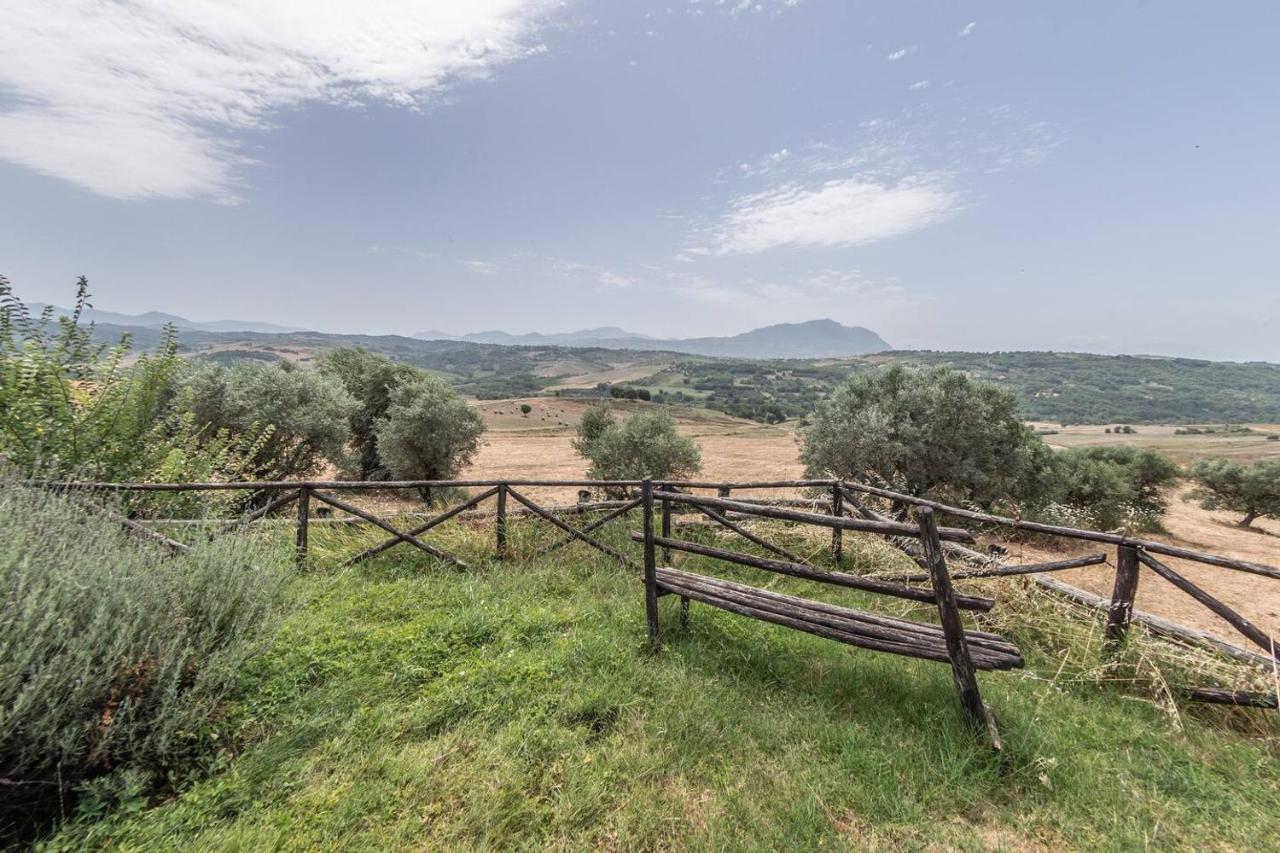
[21,475,1280,714]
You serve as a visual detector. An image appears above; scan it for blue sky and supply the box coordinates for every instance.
[1,2,1277,360]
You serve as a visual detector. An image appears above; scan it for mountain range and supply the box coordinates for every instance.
[30,304,308,335]
[414,319,891,359]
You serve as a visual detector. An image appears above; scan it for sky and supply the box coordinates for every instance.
[1,1,1277,361]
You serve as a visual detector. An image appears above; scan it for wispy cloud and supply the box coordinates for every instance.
[908,80,931,91]
[0,1,557,201]
[467,260,500,276]
[958,21,977,37]
[706,176,956,254]
[885,45,916,61]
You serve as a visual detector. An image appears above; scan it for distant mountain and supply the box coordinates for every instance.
[416,319,889,359]
[415,326,652,346]
[30,304,309,335]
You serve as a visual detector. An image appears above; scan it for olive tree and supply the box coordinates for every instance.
[1189,458,1280,527]
[373,377,485,498]
[317,347,422,479]
[800,365,1053,507]
[573,406,701,488]
[178,361,357,479]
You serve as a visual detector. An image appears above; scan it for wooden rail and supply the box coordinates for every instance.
[25,474,1280,706]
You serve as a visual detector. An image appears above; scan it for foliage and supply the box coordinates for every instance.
[1046,445,1181,530]
[1188,458,1280,527]
[373,376,485,493]
[572,405,701,486]
[317,347,423,479]
[520,404,533,416]
[178,360,357,479]
[0,276,178,480]
[608,385,651,401]
[800,365,1054,506]
[0,277,266,511]
[0,482,287,842]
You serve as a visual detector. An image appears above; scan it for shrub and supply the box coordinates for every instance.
[572,406,701,489]
[0,276,178,481]
[373,376,485,499]
[317,348,423,479]
[0,482,287,840]
[0,278,266,515]
[520,404,533,416]
[800,365,1054,507]
[1188,458,1280,527]
[178,361,357,479]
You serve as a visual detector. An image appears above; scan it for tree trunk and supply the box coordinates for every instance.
[1239,511,1258,528]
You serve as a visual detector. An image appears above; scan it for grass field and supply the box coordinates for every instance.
[43,518,1280,851]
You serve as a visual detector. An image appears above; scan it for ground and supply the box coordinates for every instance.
[467,400,1280,643]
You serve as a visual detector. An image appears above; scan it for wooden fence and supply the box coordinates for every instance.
[24,475,1280,710]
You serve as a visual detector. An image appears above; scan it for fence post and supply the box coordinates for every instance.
[642,478,659,644]
[1105,544,1141,647]
[660,482,672,564]
[495,483,508,560]
[295,486,310,567]
[830,482,843,564]
[717,485,731,500]
[918,507,999,749]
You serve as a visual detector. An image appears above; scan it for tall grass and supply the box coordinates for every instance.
[0,483,288,841]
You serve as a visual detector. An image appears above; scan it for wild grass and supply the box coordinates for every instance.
[37,508,1280,850]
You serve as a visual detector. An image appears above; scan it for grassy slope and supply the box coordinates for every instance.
[48,521,1280,851]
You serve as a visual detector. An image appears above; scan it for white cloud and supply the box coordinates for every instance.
[885,46,916,61]
[908,80,931,91]
[959,21,977,37]
[708,176,956,254]
[598,271,636,288]
[467,260,500,275]
[0,1,555,200]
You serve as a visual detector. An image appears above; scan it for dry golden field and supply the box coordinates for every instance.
[465,399,1280,643]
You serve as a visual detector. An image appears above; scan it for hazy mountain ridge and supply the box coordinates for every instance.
[415,319,890,358]
[30,304,309,335]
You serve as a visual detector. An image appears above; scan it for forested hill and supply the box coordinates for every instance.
[874,351,1280,424]
[89,322,1280,425]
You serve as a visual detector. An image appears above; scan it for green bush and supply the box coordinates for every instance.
[572,406,701,489]
[800,365,1054,507]
[0,482,287,840]
[178,360,357,479]
[317,348,423,479]
[1188,458,1280,527]
[373,376,485,498]
[0,278,268,517]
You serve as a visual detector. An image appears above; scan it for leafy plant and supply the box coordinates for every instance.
[178,360,357,479]
[572,405,701,491]
[800,365,1053,507]
[317,348,423,479]
[373,376,485,499]
[1188,458,1280,527]
[0,480,287,842]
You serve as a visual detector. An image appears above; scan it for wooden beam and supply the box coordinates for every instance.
[532,499,641,559]
[1137,550,1279,659]
[652,490,976,543]
[311,490,467,569]
[918,507,1002,751]
[505,487,629,564]
[343,486,499,566]
[632,533,995,612]
[878,553,1108,583]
